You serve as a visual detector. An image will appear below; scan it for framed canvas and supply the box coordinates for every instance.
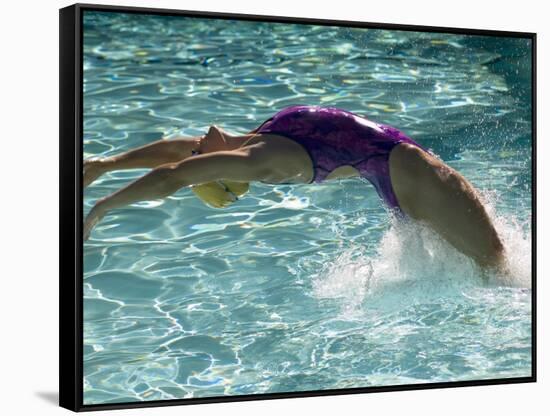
[59,2,536,412]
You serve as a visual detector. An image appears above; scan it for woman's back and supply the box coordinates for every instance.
[255,105,425,209]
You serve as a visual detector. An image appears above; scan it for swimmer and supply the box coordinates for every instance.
[83,105,506,272]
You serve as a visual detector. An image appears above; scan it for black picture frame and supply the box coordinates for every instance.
[60,2,537,412]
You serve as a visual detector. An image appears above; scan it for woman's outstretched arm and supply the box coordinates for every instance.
[83,145,270,240]
[84,126,262,188]
[83,136,202,187]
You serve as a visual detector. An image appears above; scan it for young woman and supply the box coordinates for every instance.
[83,105,506,271]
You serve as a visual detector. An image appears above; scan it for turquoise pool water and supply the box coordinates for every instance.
[82,11,533,405]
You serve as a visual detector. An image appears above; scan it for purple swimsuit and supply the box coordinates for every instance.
[255,105,428,211]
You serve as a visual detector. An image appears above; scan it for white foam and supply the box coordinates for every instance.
[312,196,532,316]
[482,192,532,288]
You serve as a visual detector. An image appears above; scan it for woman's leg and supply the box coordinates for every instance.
[389,143,505,271]
[83,136,201,187]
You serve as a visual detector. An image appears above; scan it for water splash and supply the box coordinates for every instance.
[481,191,532,288]
[312,198,532,317]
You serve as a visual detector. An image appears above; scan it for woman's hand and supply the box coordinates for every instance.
[83,199,107,241]
[83,158,109,188]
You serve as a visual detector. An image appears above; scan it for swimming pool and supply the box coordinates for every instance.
[82,11,533,405]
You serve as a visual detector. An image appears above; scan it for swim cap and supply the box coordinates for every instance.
[191,180,249,208]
